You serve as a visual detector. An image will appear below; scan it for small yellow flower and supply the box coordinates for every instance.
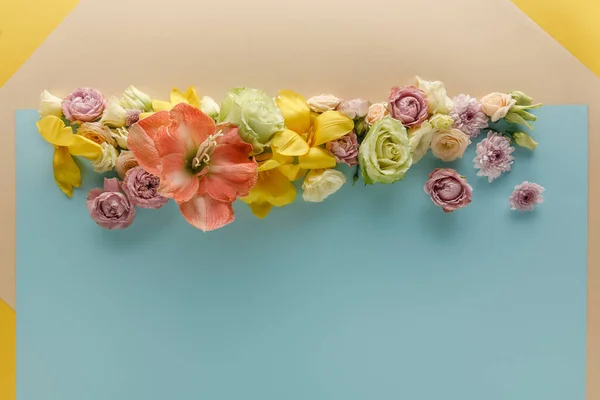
[139,86,201,119]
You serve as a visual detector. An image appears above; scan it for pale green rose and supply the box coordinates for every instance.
[200,96,220,120]
[408,121,436,164]
[429,113,454,131]
[359,116,412,184]
[120,85,152,112]
[512,132,538,150]
[218,88,284,154]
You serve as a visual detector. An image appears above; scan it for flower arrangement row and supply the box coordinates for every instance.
[35,78,544,231]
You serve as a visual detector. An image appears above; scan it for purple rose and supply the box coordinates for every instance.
[326,131,359,166]
[86,178,135,229]
[122,167,169,209]
[388,86,429,127]
[62,87,107,123]
[424,168,472,213]
[336,98,370,119]
[509,181,544,211]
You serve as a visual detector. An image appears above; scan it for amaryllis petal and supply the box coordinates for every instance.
[169,103,215,148]
[128,111,171,175]
[205,163,258,202]
[158,153,199,203]
[179,194,235,231]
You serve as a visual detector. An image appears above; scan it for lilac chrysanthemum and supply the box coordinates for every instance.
[509,181,545,211]
[450,94,489,138]
[473,132,515,182]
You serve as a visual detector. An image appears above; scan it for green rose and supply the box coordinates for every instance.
[218,88,284,154]
[359,116,413,184]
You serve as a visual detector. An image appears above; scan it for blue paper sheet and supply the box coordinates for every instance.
[16,106,587,400]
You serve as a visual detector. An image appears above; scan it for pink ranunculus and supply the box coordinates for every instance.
[326,131,359,166]
[424,168,472,213]
[86,178,135,229]
[127,103,258,231]
[388,86,429,128]
[122,166,169,209]
[62,87,107,123]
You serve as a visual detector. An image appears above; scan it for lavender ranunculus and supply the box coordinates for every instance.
[62,87,107,123]
[122,167,169,209]
[473,132,515,182]
[388,86,429,128]
[450,94,489,138]
[509,181,545,211]
[424,168,472,213]
[336,98,370,120]
[326,131,359,166]
[86,178,135,229]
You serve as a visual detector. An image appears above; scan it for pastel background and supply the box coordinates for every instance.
[15,107,588,400]
[1,0,598,398]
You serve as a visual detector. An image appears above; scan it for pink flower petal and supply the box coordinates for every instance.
[179,194,235,231]
[169,103,216,148]
[158,153,199,203]
[127,111,171,175]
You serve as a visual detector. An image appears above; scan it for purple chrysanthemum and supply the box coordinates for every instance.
[450,94,489,138]
[509,181,544,211]
[473,132,515,182]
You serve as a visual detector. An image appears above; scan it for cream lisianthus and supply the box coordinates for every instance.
[120,85,152,112]
[38,90,63,118]
[92,143,118,173]
[200,96,220,120]
[100,97,128,128]
[111,127,129,149]
[408,122,435,164]
[416,76,453,114]
[302,169,346,202]
[430,128,471,162]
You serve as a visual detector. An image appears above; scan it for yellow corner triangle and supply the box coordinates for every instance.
[512,0,600,77]
[0,299,15,400]
[0,0,80,87]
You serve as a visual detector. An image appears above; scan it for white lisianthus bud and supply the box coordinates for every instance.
[38,90,63,118]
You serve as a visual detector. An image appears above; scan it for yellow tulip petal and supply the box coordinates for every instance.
[53,146,81,197]
[68,135,103,160]
[184,86,201,108]
[278,164,306,181]
[298,147,337,169]
[151,99,172,112]
[36,116,74,147]
[276,90,311,134]
[246,202,273,219]
[243,169,296,207]
[313,111,354,146]
[271,129,310,156]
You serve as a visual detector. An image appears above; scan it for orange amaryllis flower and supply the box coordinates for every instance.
[128,103,257,231]
[271,90,354,169]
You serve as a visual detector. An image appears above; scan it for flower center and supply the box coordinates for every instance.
[191,131,223,174]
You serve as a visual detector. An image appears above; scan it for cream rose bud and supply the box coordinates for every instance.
[200,96,220,120]
[115,150,139,178]
[306,94,341,113]
[430,128,471,162]
[92,143,118,173]
[365,102,389,125]
[38,90,63,117]
[302,169,346,202]
[100,97,128,128]
[416,76,453,114]
[480,92,516,122]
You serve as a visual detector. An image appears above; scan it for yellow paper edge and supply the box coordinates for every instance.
[0,299,15,400]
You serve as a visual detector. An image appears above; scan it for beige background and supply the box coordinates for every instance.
[0,0,597,396]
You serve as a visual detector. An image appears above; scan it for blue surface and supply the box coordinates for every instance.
[16,106,587,400]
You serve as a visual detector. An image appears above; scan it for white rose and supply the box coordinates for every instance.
[100,97,127,128]
[365,102,389,125]
[111,127,129,149]
[38,90,63,118]
[302,169,346,202]
[481,92,516,122]
[92,143,118,173]
[416,76,453,114]
[200,96,220,120]
[430,128,471,162]
[306,94,341,113]
[408,121,436,164]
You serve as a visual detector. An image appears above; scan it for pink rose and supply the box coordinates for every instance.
[336,98,370,119]
[122,167,169,209]
[86,178,135,229]
[424,168,472,213]
[388,86,429,128]
[326,131,359,166]
[62,87,107,123]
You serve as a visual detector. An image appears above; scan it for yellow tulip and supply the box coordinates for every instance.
[36,116,103,197]
[139,86,201,119]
